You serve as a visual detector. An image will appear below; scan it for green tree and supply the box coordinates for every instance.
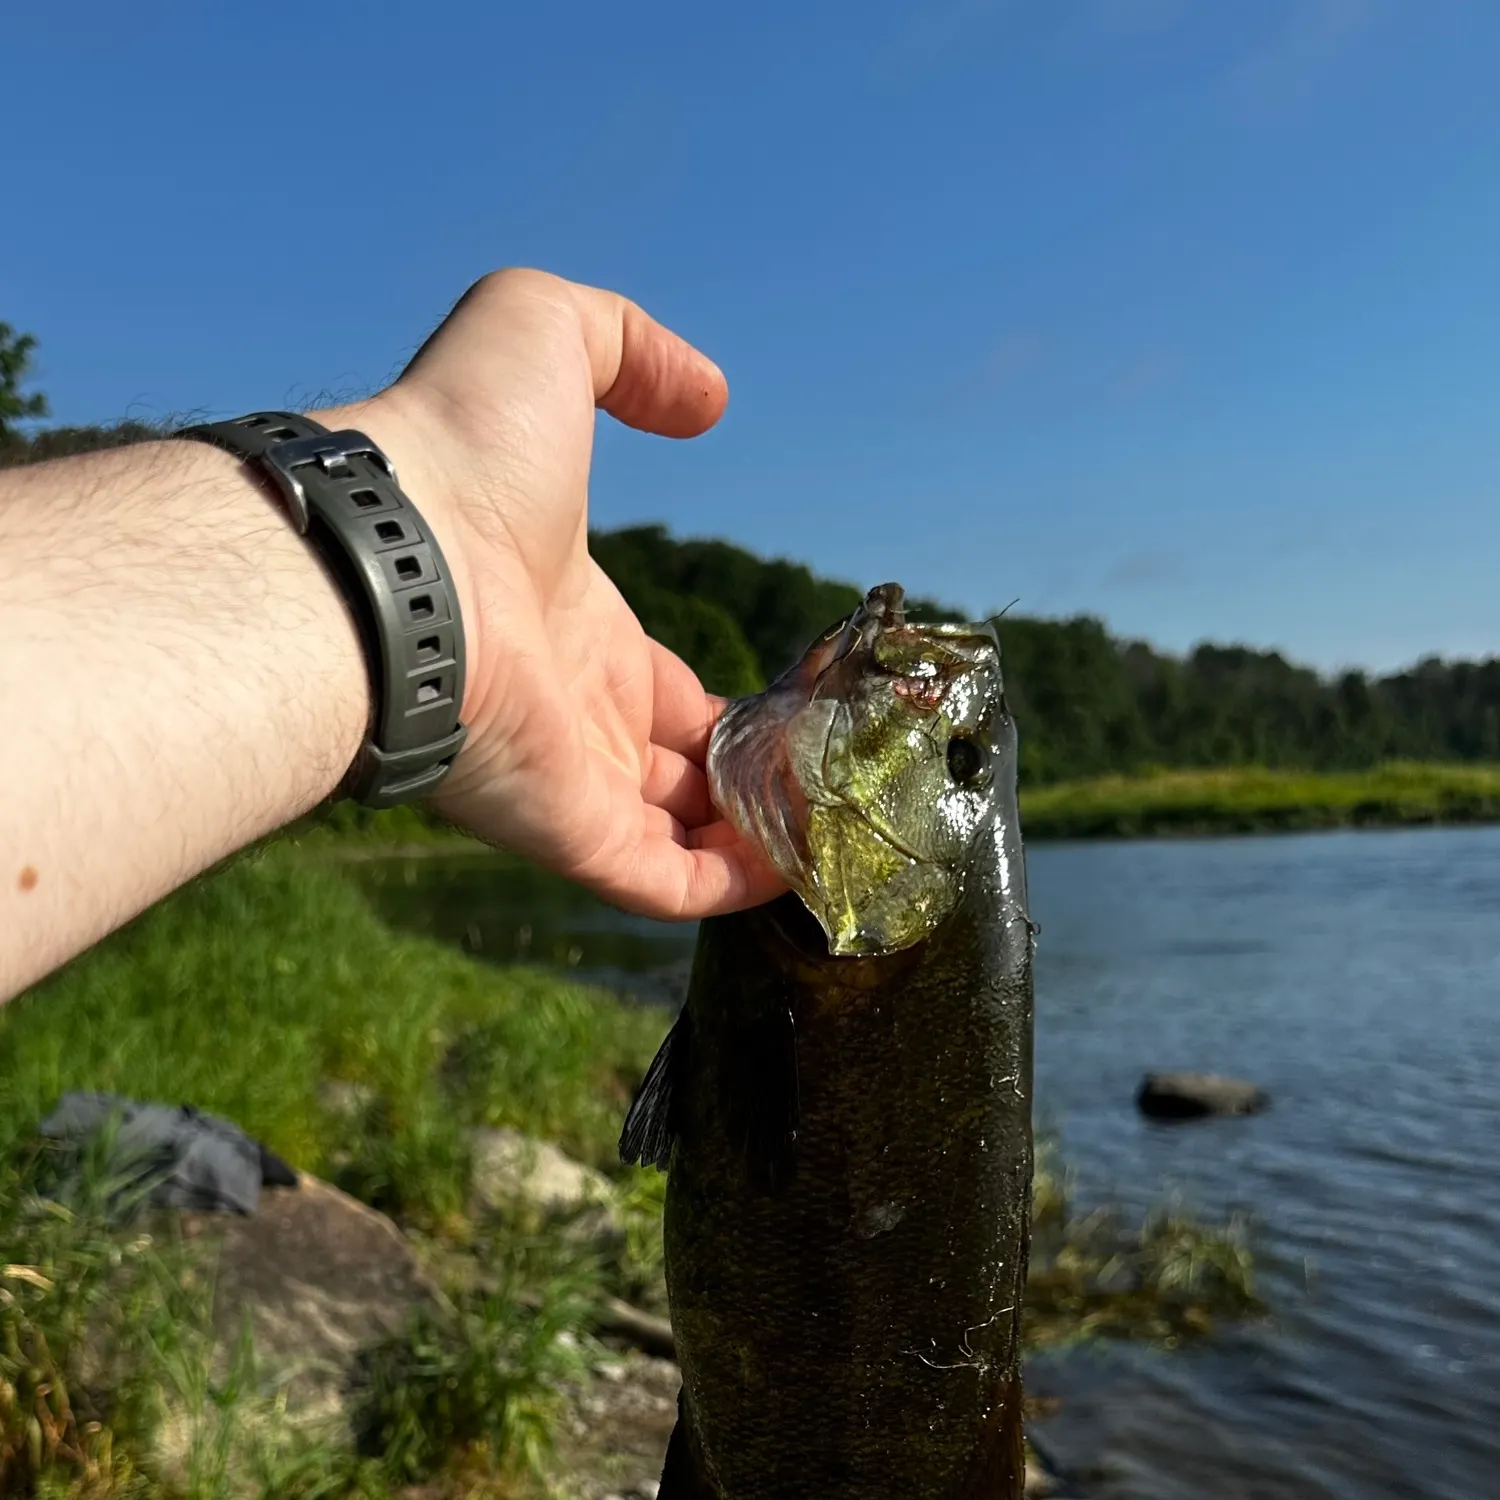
[0,323,49,440]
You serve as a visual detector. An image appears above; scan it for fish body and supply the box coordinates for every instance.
[623,585,1035,1500]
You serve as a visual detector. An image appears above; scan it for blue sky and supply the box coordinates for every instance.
[7,0,1498,672]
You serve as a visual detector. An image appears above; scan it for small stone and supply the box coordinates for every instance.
[1023,1437,1064,1496]
[316,1078,375,1118]
[1024,1457,1058,1496]
[634,1483,661,1500]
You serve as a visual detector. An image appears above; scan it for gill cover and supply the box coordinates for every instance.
[708,583,1009,957]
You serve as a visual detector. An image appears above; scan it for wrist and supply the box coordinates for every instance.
[305,392,485,729]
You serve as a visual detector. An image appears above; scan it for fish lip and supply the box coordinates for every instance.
[761,890,928,977]
[797,582,905,702]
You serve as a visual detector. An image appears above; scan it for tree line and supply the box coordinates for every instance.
[8,322,1499,787]
[592,524,1500,784]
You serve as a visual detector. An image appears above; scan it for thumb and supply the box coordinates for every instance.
[560,276,730,438]
[407,268,729,440]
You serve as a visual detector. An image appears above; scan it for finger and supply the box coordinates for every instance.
[643,745,714,829]
[649,641,724,760]
[608,838,788,922]
[563,281,729,439]
[686,818,745,850]
[642,804,687,845]
[679,839,788,915]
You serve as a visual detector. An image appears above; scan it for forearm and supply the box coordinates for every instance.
[0,436,370,1001]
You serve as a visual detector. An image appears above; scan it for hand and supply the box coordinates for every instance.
[318,270,785,921]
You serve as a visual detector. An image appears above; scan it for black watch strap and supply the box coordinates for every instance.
[176,411,467,809]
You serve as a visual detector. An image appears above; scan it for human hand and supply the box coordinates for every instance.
[316,270,785,920]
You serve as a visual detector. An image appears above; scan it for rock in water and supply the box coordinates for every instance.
[1137,1072,1268,1120]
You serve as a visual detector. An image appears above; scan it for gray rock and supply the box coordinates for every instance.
[316,1078,375,1118]
[1025,1460,1058,1497]
[154,1173,440,1473]
[469,1128,624,1250]
[1024,1431,1071,1497]
[1137,1072,1268,1120]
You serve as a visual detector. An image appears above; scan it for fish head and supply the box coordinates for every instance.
[708,582,1012,957]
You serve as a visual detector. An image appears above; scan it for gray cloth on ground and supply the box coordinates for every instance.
[38,1091,297,1222]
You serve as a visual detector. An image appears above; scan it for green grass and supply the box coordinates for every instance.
[0,851,663,1200]
[354,1234,594,1486]
[0,846,1263,1495]
[1024,1140,1260,1349]
[280,799,485,855]
[1019,760,1500,839]
[0,852,665,1497]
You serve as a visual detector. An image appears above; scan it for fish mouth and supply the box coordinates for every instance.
[707,585,906,924]
[795,582,907,702]
[708,583,995,957]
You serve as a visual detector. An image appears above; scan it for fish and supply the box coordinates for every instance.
[620,582,1036,1500]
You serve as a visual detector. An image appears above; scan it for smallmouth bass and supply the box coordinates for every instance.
[622,583,1035,1499]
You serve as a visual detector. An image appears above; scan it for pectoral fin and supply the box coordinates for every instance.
[619,1008,690,1171]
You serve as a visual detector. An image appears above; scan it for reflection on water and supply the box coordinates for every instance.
[347,827,1500,1500]
[349,851,698,1006]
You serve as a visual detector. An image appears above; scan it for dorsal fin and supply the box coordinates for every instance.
[620,1008,690,1171]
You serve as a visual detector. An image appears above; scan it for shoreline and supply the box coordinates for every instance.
[1018,761,1500,842]
[288,762,1500,859]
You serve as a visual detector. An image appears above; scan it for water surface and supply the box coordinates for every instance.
[353,826,1500,1499]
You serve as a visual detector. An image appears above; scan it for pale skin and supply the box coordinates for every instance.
[0,269,784,1004]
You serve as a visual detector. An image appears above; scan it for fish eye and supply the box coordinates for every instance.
[946,735,986,786]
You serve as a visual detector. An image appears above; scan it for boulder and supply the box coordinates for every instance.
[470,1127,625,1250]
[1137,1072,1268,1120]
[158,1171,440,1462]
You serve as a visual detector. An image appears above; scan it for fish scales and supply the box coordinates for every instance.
[623,583,1035,1500]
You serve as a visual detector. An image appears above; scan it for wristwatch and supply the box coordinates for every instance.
[175,411,467,808]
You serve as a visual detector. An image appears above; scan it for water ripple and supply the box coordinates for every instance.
[1029,826,1500,1498]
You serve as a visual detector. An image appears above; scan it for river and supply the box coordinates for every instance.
[353,825,1500,1500]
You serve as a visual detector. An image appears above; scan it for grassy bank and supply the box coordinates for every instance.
[287,762,1500,861]
[0,852,660,1191]
[0,851,1259,1497]
[1020,760,1500,840]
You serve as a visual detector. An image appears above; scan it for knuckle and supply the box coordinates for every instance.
[467,266,565,311]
